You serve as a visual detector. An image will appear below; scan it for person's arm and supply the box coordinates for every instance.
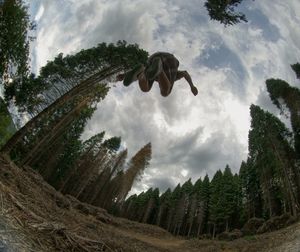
[176,70,198,96]
[118,65,145,87]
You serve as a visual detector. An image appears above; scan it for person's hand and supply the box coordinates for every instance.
[116,73,125,82]
[191,86,198,96]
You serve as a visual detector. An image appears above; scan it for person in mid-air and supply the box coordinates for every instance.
[116,52,198,97]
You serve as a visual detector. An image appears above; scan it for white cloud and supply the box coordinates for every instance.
[29,0,300,194]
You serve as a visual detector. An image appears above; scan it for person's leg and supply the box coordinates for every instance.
[157,71,172,97]
[138,71,152,92]
[176,70,198,96]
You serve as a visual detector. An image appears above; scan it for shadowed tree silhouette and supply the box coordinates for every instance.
[205,0,247,26]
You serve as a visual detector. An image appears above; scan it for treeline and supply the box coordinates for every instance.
[116,64,300,238]
[57,134,152,210]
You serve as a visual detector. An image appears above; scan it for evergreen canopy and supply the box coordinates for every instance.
[204,0,247,26]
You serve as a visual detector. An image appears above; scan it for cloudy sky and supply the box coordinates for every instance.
[28,0,300,194]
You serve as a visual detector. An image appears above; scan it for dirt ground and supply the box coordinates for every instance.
[0,153,299,252]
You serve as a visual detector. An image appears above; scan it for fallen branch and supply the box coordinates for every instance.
[29,222,66,232]
[9,193,44,222]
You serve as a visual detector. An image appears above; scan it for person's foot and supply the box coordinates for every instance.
[191,86,198,96]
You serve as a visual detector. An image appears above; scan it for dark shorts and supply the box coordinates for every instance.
[145,52,179,89]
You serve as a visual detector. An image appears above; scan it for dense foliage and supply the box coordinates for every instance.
[4,41,148,114]
[0,0,35,86]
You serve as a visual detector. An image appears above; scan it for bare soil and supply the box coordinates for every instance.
[0,153,299,252]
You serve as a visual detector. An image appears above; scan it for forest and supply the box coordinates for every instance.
[1,0,300,243]
[115,72,300,238]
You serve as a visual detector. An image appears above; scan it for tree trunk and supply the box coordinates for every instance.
[187,220,193,238]
[89,151,126,204]
[156,205,164,227]
[21,97,90,166]
[176,222,182,236]
[226,219,229,232]
[40,140,65,180]
[197,222,202,237]
[1,66,118,154]
[166,210,173,233]
[270,139,298,216]
[75,152,108,199]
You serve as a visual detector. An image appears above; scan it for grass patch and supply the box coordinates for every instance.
[244,235,257,241]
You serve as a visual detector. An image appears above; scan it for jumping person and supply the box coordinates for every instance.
[116,52,198,97]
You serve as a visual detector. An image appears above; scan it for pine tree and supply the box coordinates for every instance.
[249,105,299,217]
[232,173,244,227]
[209,170,224,238]
[141,188,160,224]
[0,97,16,148]
[291,63,300,79]
[59,132,106,193]
[197,175,210,236]
[204,0,247,26]
[207,167,240,236]
[5,86,107,166]
[45,113,89,187]
[117,143,152,202]
[222,165,237,231]
[121,194,138,219]
[156,188,172,228]
[173,178,193,235]
[30,104,95,185]
[166,183,181,232]
[266,78,300,158]
[186,178,202,237]
[239,159,263,219]
[81,132,106,156]
[135,190,151,222]
[0,0,35,85]
[89,149,128,205]
[99,170,124,209]
[74,136,121,200]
